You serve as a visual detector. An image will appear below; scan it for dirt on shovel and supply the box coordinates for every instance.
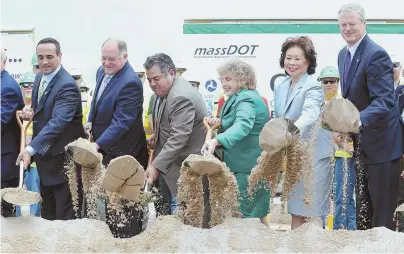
[321,98,360,133]
[65,138,102,168]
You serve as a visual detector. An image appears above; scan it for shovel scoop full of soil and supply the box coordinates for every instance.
[259,118,300,154]
[66,138,103,168]
[101,155,145,202]
[321,98,360,133]
[1,188,41,206]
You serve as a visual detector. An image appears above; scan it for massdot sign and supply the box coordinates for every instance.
[184,23,404,117]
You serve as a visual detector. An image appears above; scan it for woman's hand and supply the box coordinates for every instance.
[206,116,220,127]
[201,138,219,156]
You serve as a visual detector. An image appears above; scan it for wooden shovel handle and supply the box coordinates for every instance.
[203,117,221,142]
[16,110,33,153]
[147,147,154,166]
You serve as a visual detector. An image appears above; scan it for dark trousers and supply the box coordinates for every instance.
[365,158,401,230]
[40,181,75,220]
[397,159,404,232]
[1,177,19,217]
[105,200,144,238]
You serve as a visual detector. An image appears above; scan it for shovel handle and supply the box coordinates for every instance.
[18,161,24,188]
[203,117,221,142]
[147,147,154,166]
[16,110,33,153]
[88,135,93,142]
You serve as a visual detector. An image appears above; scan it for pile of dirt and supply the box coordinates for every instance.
[2,215,403,253]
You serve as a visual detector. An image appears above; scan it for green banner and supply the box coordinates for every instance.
[183,23,404,34]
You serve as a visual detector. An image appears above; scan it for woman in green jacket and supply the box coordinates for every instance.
[201,58,270,226]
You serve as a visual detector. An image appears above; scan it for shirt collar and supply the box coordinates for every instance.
[347,34,366,58]
[43,65,61,83]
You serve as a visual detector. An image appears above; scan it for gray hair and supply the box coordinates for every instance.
[143,53,176,76]
[1,48,7,62]
[217,58,257,90]
[102,38,127,54]
[338,3,366,22]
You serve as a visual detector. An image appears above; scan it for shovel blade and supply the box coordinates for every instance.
[2,188,41,206]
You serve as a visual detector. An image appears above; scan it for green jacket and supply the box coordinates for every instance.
[216,89,269,174]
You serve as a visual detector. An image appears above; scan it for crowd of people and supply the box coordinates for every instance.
[1,2,404,239]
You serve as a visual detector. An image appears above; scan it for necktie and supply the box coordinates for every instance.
[97,75,112,101]
[38,78,47,102]
[343,50,352,90]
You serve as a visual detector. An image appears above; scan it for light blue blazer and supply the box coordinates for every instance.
[274,72,332,160]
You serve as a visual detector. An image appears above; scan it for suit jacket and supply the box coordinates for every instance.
[88,61,148,167]
[152,76,208,196]
[338,35,404,164]
[215,89,269,174]
[1,70,25,181]
[396,85,404,115]
[274,73,333,160]
[30,66,85,185]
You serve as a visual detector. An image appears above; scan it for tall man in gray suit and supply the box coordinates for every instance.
[144,53,207,215]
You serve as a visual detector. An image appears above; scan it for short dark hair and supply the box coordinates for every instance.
[279,36,317,75]
[37,37,61,55]
[143,53,176,76]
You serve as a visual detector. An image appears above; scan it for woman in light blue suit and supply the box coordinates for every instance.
[274,36,334,229]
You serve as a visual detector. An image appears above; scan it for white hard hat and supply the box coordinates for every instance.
[69,67,83,76]
[390,54,401,64]
[133,64,145,74]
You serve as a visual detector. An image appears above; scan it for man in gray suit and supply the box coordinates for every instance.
[144,53,207,215]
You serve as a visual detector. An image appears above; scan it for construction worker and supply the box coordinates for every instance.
[31,55,40,74]
[70,67,92,124]
[133,64,153,139]
[15,72,41,217]
[318,66,356,230]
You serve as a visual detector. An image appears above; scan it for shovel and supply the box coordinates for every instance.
[1,111,41,206]
[142,146,158,231]
[183,117,222,175]
[66,135,101,168]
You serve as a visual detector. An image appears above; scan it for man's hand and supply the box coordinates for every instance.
[84,122,92,137]
[16,149,31,170]
[147,133,156,149]
[201,138,219,156]
[145,165,159,184]
[18,107,34,121]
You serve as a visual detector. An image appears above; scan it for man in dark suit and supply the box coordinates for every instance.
[16,38,85,220]
[86,38,148,238]
[1,48,25,217]
[337,3,404,230]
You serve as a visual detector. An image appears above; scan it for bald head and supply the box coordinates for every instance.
[1,48,7,71]
[101,38,128,75]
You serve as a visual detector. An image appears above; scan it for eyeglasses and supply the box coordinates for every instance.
[72,76,81,80]
[322,79,337,85]
[21,83,34,88]
[101,56,122,62]
[393,62,400,68]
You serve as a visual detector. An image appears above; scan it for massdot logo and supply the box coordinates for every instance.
[205,80,217,92]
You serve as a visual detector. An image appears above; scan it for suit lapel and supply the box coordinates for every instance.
[220,91,241,118]
[31,75,41,111]
[95,76,117,110]
[284,73,307,114]
[34,69,62,115]
[343,35,367,97]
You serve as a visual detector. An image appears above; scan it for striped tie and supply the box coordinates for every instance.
[38,78,47,102]
[97,75,112,102]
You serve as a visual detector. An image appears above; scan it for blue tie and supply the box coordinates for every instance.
[343,50,352,90]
